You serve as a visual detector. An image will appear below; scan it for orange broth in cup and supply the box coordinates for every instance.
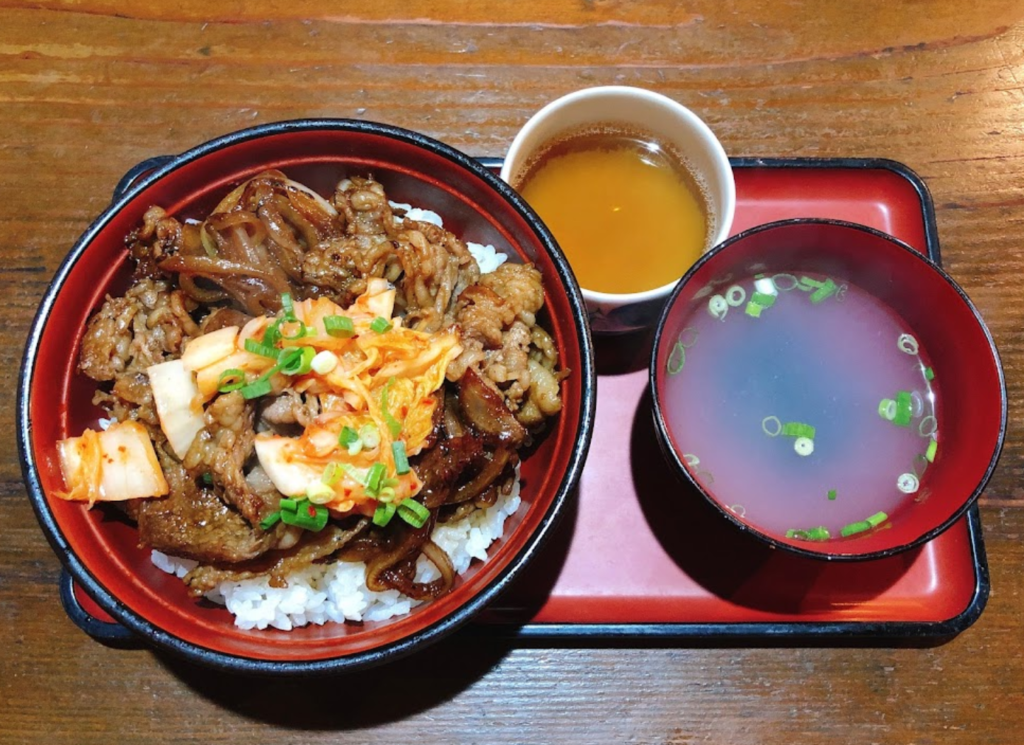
[513,126,712,295]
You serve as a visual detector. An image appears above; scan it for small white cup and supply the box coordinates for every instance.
[501,86,736,334]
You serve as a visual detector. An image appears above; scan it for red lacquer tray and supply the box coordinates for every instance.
[473,156,988,641]
[62,157,988,644]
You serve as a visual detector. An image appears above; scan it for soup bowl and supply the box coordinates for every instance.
[650,219,1005,560]
[17,119,596,673]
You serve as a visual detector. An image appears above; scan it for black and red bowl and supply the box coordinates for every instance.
[651,219,1005,561]
[17,119,595,674]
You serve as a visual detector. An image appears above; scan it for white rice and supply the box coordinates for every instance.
[152,480,521,631]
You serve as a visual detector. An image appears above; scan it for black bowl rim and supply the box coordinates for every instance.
[649,217,1007,562]
[17,118,597,675]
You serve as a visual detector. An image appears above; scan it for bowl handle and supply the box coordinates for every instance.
[112,155,176,202]
[59,569,140,647]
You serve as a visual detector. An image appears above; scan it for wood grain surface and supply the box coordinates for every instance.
[2,2,1023,743]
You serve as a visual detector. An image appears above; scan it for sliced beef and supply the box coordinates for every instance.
[413,432,487,509]
[131,457,279,565]
[79,278,199,382]
[182,392,272,526]
[182,518,370,596]
[456,367,527,447]
[301,233,397,304]
[198,307,251,334]
[259,390,321,429]
[393,224,479,333]
[447,262,560,424]
[333,176,395,236]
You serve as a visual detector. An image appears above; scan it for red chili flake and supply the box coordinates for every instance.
[307,505,317,517]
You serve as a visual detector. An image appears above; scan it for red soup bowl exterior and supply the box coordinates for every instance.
[18,119,595,674]
[650,219,1005,561]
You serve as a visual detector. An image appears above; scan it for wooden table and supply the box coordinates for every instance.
[3,2,1023,742]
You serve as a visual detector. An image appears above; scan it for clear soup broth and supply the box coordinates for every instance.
[514,126,712,295]
[661,271,940,542]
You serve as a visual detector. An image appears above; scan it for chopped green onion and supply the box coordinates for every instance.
[897,472,920,494]
[724,285,746,307]
[772,274,799,292]
[370,316,393,334]
[397,499,430,528]
[708,294,728,320]
[311,350,338,375]
[217,368,246,393]
[809,278,838,304]
[339,425,363,456]
[666,342,686,374]
[280,319,309,340]
[279,346,316,376]
[894,391,913,426]
[750,291,777,308]
[761,416,782,437]
[243,338,280,359]
[280,499,328,531]
[744,302,764,318]
[781,422,816,439]
[677,327,700,349]
[339,425,360,448]
[787,526,832,541]
[392,441,410,474]
[201,472,214,485]
[365,462,386,496]
[372,501,396,527]
[260,511,282,530]
[262,320,283,347]
[865,511,888,527]
[359,424,381,449]
[378,486,396,502]
[324,315,355,338]
[924,366,935,381]
[840,520,872,537]
[798,276,825,290]
[322,462,344,486]
[381,377,402,437]
[280,498,299,512]
[240,378,273,400]
[281,292,297,322]
[306,481,335,505]
[925,438,938,463]
[897,333,919,355]
[341,463,369,487]
[251,353,288,386]
[827,489,837,501]
[793,436,815,456]
[878,398,897,421]
[786,526,830,540]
